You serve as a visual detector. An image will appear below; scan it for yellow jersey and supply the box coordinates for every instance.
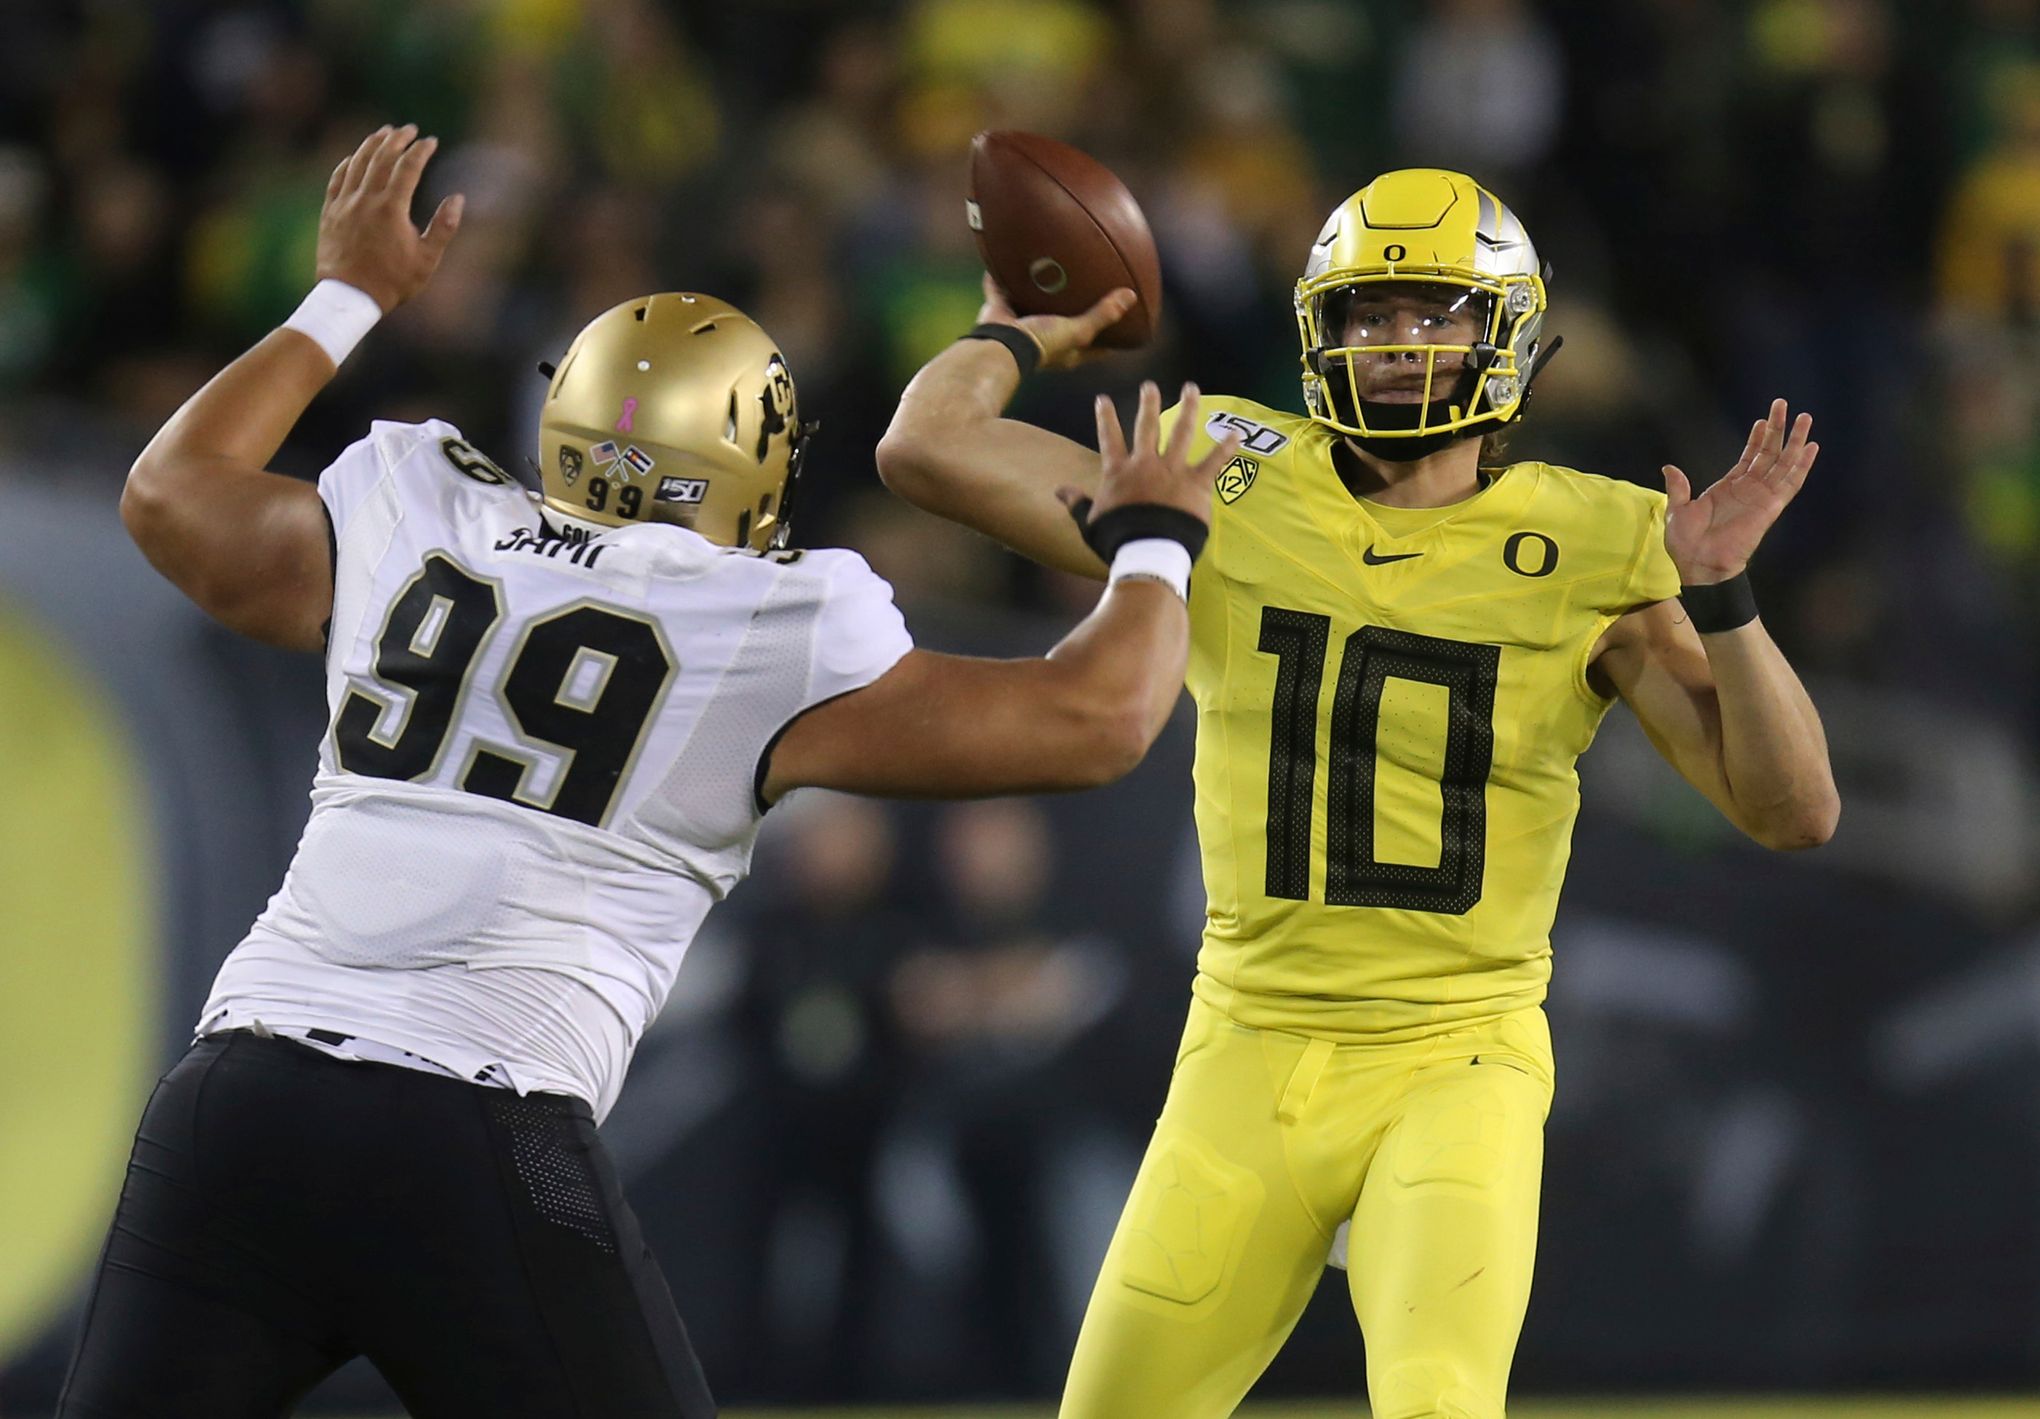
[1166,396,1680,1042]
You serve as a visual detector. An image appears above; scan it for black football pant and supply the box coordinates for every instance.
[58,1030,715,1418]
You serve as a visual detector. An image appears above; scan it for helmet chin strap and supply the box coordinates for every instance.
[1348,420,1477,463]
[764,418,818,551]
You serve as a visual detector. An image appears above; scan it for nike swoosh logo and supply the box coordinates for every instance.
[1362,546,1423,565]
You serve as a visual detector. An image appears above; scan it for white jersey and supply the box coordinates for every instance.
[201,419,912,1119]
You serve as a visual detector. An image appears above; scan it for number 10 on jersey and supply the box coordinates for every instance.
[1258,607,1499,914]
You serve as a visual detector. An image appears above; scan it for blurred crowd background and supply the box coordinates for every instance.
[6,0,2040,1412]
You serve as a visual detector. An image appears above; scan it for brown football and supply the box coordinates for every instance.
[967,130,1162,350]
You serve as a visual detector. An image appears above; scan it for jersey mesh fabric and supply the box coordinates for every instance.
[637,551,902,859]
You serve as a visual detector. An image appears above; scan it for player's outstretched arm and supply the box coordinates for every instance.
[121,124,462,651]
[876,277,1137,581]
[766,383,1240,801]
[1593,400,1840,850]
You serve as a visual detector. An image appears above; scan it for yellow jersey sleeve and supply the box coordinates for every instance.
[1616,489,1681,609]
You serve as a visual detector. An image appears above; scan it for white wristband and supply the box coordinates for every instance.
[1108,537,1193,600]
[282,279,383,367]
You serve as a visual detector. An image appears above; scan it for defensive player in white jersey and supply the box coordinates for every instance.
[62,125,1234,1419]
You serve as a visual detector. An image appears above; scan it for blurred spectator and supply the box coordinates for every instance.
[1937,61,2040,322]
[764,20,900,227]
[1947,0,2040,163]
[0,147,59,391]
[556,0,720,191]
[727,792,915,1399]
[1393,0,1565,181]
[901,0,1111,134]
[879,799,1133,1394]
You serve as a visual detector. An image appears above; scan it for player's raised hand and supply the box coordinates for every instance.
[1060,380,1240,527]
[1660,398,1820,585]
[976,273,1136,372]
[316,124,465,314]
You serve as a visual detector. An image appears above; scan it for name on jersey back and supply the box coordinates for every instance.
[495,523,608,568]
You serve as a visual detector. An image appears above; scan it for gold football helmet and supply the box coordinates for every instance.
[538,293,812,550]
[1295,169,1551,454]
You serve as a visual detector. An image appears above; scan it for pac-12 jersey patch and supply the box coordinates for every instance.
[1215,455,1258,504]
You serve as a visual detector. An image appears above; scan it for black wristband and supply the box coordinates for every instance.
[959,323,1041,380]
[1680,571,1758,633]
[1065,498,1209,564]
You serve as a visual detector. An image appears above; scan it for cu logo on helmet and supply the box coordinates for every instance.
[756,356,794,462]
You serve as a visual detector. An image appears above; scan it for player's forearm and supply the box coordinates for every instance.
[878,344,1107,578]
[1701,621,1838,849]
[882,582,1186,796]
[1041,578,1190,775]
[773,581,1186,801]
[881,338,1026,475]
[880,343,1018,507]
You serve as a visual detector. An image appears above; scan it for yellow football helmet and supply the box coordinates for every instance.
[538,293,812,550]
[1295,169,1551,455]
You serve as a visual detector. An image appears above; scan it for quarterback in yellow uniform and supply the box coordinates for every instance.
[879,168,1838,1418]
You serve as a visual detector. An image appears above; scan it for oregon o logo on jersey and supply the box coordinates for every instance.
[1503,531,1558,577]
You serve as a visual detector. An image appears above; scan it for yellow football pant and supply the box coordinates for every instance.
[1061,998,1554,1419]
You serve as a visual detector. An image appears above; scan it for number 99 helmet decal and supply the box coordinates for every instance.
[538,293,814,551]
[1295,170,1554,461]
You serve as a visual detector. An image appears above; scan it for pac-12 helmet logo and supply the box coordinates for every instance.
[557,446,583,487]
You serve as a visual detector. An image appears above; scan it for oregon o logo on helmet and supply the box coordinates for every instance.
[1383,243,1406,262]
[1503,531,1558,577]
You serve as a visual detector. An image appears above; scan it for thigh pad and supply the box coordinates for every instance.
[1116,1127,1264,1310]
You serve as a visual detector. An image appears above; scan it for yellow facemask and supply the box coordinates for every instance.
[1294,169,1550,447]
